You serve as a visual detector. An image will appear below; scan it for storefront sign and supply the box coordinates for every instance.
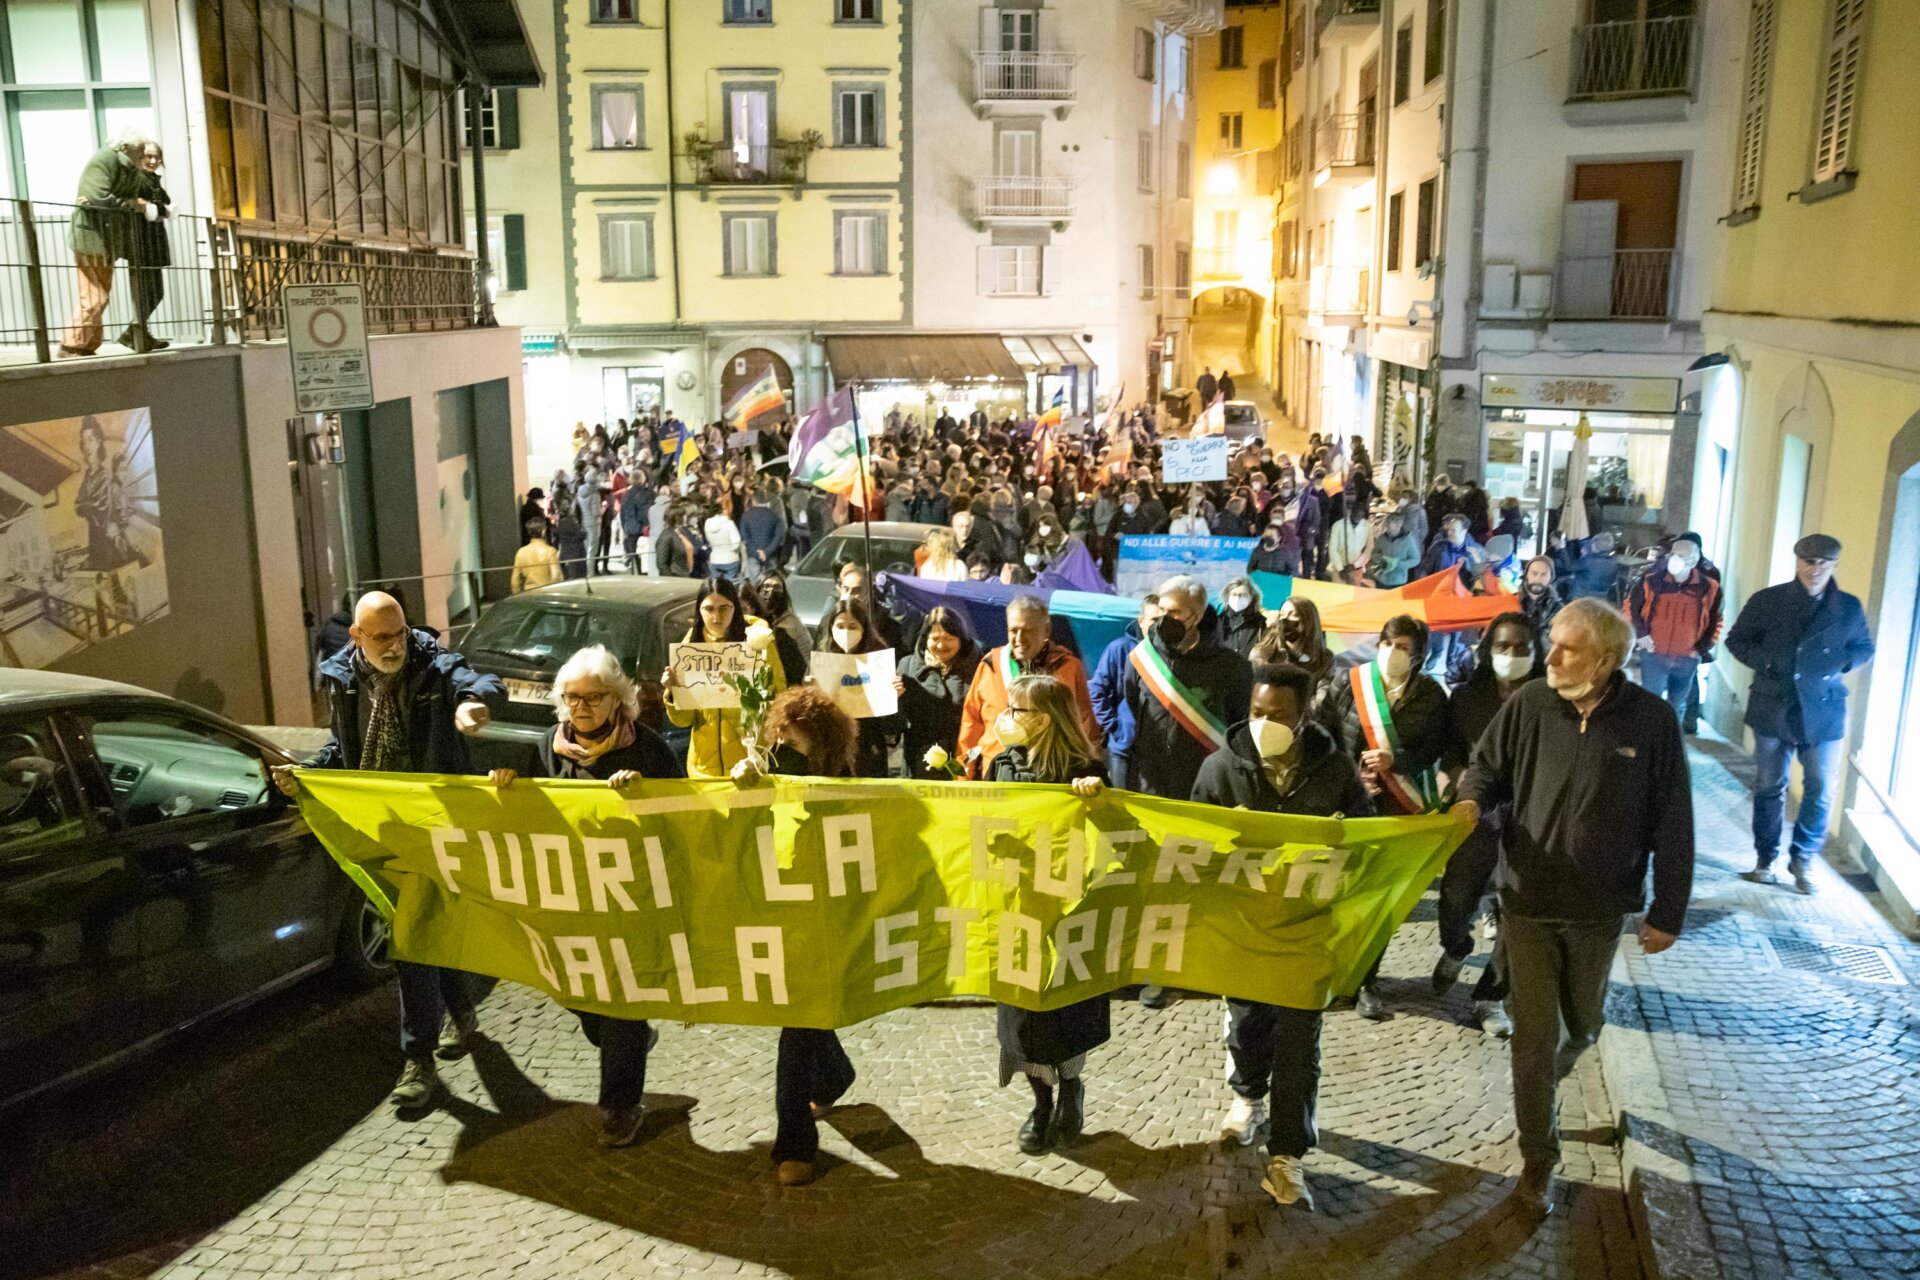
[284,284,374,412]
[1480,374,1679,414]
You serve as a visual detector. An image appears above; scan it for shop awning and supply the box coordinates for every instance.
[824,334,1025,385]
[1002,334,1093,370]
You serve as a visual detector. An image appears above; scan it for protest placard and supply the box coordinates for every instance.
[811,648,898,718]
[667,641,753,709]
[1161,436,1229,484]
[1117,534,1260,597]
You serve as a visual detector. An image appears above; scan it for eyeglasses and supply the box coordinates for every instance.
[561,692,613,708]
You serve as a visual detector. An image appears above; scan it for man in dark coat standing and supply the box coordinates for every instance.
[1723,534,1874,895]
[273,591,508,1110]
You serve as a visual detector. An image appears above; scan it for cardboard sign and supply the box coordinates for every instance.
[810,648,898,719]
[667,642,754,709]
[1162,436,1229,484]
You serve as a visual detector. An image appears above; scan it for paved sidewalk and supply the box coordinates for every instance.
[1601,734,1920,1280]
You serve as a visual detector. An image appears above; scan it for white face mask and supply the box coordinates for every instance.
[994,709,1032,746]
[1247,717,1296,759]
[1377,646,1414,682]
[1547,656,1603,702]
[1024,553,1042,569]
[832,626,862,651]
[1667,555,1694,580]
[1226,591,1253,612]
[1491,651,1532,683]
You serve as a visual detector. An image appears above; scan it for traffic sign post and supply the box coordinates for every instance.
[284,283,375,413]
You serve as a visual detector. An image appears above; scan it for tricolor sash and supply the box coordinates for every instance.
[1129,642,1228,754]
[1350,664,1439,815]
[996,645,1022,691]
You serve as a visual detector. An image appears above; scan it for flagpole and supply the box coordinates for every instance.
[847,381,875,585]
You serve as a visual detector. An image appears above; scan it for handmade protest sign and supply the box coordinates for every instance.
[295,773,1467,1030]
[1161,436,1228,484]
[667,641,752,709]
[811,648,898,718]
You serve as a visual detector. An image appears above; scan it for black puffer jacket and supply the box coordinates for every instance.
[897,649,980,778]
[1322,662,1450,811]
[1189,721,1374,819]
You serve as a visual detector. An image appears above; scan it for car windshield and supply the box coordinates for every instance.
[794,534,924,578]
[463,600,641,675]
[1224,404,1258,425]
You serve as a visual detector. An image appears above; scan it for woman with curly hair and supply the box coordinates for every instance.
[738,684,860,1185]
[985,673,1109,1154]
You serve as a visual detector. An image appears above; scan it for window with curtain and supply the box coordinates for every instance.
[593,86,642,149]
[835,212,885,275]
[600,214,654,280]
[833,87,880,147]
[724,213,774,276]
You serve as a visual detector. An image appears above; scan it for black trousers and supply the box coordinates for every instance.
[1437,822,1508,1001]
[128,264,163,325]
[1225,999,1321,1158]
[396,961,475,1059]
[575,1012,653,1111]
[773,1027,856,1163]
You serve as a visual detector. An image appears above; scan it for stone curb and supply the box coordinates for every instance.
[1601,950,1724,1280]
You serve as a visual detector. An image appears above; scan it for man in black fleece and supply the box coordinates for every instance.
[1456,598,1693,1219]
[1192,664,1372,1212]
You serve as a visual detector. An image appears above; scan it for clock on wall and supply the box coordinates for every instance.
[675,370,697,391]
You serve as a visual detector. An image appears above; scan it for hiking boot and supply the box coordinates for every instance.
[1261,1154,1312,1210]
[436,1008,478,1059]
[1222,1095,1268,1146]
[1475,1001,1514,1038]
[598,1105,646,1148]
[1354,985,1389,1021]
[1431,952,1465,993]
[390,1056,437,1108]
[1789,858,1816,896]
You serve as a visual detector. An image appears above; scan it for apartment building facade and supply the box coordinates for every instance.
[0,0,539,723]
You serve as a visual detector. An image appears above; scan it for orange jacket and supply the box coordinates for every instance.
[958,642,1102,776]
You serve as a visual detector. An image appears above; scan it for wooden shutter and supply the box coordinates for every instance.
[1258,59,1277,108]
[496,89,520,150]
[1040,245,1063,296]
[977,246,998,295]
[1730,0,1776,211]
[1812,0,1868,182]
[503,214,526,290]
[1558,201,1618,317]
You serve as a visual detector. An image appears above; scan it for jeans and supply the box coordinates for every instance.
[1503,913,1622,1168]
[1437,821,1508,1001]
[396,962,476,1060]
[575,1012,654,1110]
[1751,734,1844,866]
[1224,999,1322,1158]
[772,1027,856,1163]
[1637,652,1699,727]
[622,529,642,574]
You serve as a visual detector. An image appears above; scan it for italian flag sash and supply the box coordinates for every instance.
[1129,642,1227,754]
[997,646,1021,691]
[1350,664,1440,815]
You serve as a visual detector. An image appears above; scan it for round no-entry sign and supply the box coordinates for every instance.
[306,307,348,348]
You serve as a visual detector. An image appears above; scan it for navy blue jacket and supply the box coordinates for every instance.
[1724,580,1874,744]
[740,502,787,564]
[308,629,507,774]
[1119,607,1254,801]
[1089,622,1144,757]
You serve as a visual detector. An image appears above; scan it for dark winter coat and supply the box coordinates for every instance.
[740,502,786,567]
[1323,663,1450,808]
[308,630,507,774]
[1724,580,1874,745]
[897,649,979,778]
[1088,624,1144,758]
[1189,721,1375,820]
[1219,603,1265,659]
[1459,675,1694,934]
[68,145,144,258]
[1119,607,1254,801]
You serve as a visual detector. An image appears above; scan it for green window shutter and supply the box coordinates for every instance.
[497,89,520,150]
[503,214,527,291]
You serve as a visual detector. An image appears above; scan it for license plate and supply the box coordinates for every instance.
[506,679,551,704]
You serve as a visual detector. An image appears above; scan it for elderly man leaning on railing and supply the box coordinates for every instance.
[60,127,168,358]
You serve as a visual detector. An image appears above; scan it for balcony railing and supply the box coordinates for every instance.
[967,175,1076,225]
[1308,264,1368,320]
[686,139,814,187]
[1312,113,1376,171]
[1,199,482,365]
[1553,248,1677,321]
[1568,16,1696,101]
[1318,0,1381,38]
[973,50,1078,107]
[1284,128,1306,181]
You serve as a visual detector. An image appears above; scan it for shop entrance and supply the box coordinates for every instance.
[1482,411,1674,558]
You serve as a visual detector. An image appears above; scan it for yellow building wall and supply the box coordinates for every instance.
[1711,1,1920,326]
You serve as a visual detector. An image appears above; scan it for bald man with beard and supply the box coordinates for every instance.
[274,591,506,1110]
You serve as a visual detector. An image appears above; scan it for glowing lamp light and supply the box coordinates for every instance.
[1206,162,1240,196]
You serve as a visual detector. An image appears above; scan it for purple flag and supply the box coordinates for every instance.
[788,386,857,482]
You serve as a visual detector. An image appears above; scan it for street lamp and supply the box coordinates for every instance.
[1206,162,1240,196]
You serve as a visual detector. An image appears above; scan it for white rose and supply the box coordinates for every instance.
[744,621,775,652]
[923,745,950,770]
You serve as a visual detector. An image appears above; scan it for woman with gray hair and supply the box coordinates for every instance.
[488,644,684,1147]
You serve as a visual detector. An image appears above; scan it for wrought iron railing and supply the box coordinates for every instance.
[1312,113,1376,170]
[686,139,815,186]
[973,50,1079,103]
[1554,248,1677,320]
[967,175,1077,222]
[0,198,483,364]
[1318,0,1381,33]
[1568,16,1696,101]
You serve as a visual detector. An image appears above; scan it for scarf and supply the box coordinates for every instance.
[551,709,637,770]
[358,659,411,772]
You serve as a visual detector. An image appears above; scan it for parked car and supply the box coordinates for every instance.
[786,521,938,630]
[0,669,390,1109]
[460,576,704,771]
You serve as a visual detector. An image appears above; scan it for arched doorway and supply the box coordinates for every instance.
[1189,285,1262,395]
[719,348,795,422]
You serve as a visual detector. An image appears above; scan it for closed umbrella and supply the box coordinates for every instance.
[1559,412,1593,540]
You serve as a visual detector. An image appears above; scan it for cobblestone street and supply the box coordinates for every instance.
[3,742,1916,1280]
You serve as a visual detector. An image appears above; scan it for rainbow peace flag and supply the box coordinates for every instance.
[1250,567,1515,636]
[725,368,786,433]
[789,386,875,499]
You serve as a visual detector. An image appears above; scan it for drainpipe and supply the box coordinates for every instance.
[466,82,495,326]
[664,0,684,327]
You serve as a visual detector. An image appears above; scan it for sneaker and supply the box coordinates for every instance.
[1475,1001,1513,1039]
[1260,1154,1313,1210]
[1789,859,1816,896]
[1139,984,1174,1009]
[436,1009,478,1059]
[1222,1095,1268,1146]
[1511,1161,1558,1217]
[598,1105,646,1148]
[1431,953,1465,993]
[390,1057,437,1108]
[1354,985,1389,1021]
[1739,864,1778,886]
